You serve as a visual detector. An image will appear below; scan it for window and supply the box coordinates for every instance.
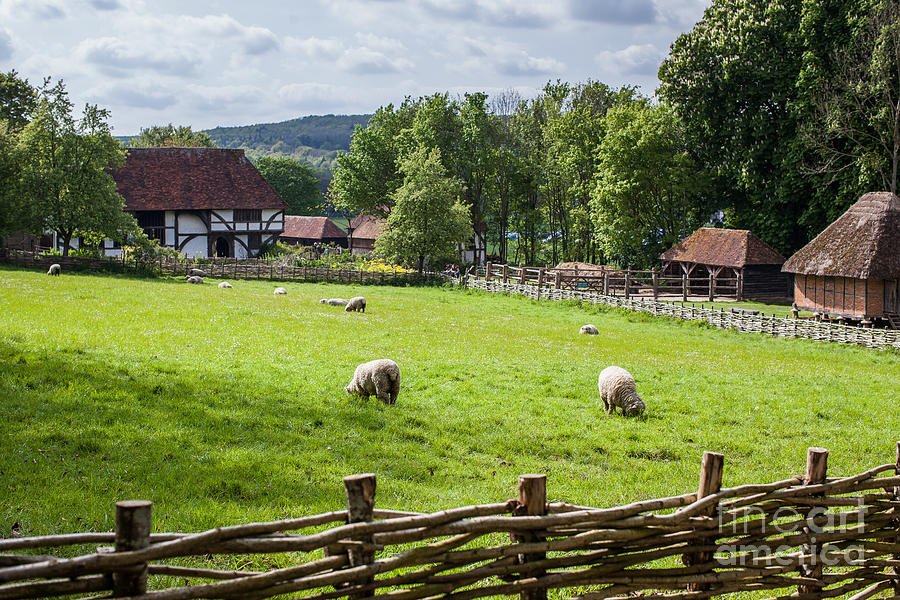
[234,209,262,222]
[248,233,261,256]
[135,211,165,242]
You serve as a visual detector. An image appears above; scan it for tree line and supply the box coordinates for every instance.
[331,0,900,269]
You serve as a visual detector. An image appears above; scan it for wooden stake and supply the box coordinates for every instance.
[113,500,152,597]
[652,267,659,300]
[685,451,723,592]
[516,474,547,600]
[799,447,828,595]
[344,474,376,598]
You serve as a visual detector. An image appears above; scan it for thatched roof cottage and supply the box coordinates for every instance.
[782,192,900,323]
[659,228,791,299]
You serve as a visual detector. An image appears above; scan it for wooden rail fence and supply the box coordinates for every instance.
[466,278,900,351]
[3,445,900,600]
[476,263,742,301]
[0,251,440,286]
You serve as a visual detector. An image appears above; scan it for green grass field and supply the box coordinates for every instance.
[1,266,898,540]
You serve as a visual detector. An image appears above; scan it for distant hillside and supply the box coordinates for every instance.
[204,114,370,154]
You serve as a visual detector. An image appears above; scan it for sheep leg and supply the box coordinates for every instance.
[602,395,612,414]
[373,375,391,404]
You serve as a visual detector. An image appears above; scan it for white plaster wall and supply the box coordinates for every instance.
[234,235,249,259]
[263,209,283,232]
[211,210,231,232]
[178,213,207,234]
[181,237,207,259]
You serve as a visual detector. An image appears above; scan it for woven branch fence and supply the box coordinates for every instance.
[0,251,440,286]
[3,446,900,600]
[466,279,900,351]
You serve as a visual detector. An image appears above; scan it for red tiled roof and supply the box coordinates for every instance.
[112,148,288,211]
[659,228,785,268]
[352,216,384,241]
[282,216,347,241]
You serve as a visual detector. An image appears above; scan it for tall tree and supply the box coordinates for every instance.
[592,103,709,268]
[0,70,38,132]
[255,156,322,215]
[375,146,471,274]
[130,124,216,148]
[18,80,137,255]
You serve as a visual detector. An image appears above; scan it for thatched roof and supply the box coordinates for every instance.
[551,261,606,272]
[782,192,900,279]
[659,228,785,268]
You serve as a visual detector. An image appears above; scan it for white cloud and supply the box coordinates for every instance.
[86,0,123,10]
[278,82,353,111]
[595,44,663,76]
[461,37,563,77]
[354,32,406,54]
[338,46,413,75]
[77,37,201,77]
[569,0,658,24]
[284,36,345,61]
[0,0,65,20]
[421,0,560,28]
[96,82,178,110]
[0,28,12,60]
[177,14,280,55]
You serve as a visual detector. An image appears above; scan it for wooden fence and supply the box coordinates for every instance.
[467,278,900,351]
[3,445,900,600]
[476,263,742,301]
[0,251,440,286]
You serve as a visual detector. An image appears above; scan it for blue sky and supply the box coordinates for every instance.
[0,0,709,135]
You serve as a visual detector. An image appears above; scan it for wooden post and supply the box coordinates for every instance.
[113,500,152,597]
[624,269,631,299]
[554,271,561,290]
[603,271,609,296]
[652,267,659,300]
[343,474,377,598]
[709,273,715,302]
[485,261,492,282]
[736,268,744,301]
[537,268,544,299]
[682,272,688,302]
[520,264,527,285]
[515,474,547,600]
[799,447,828,595]
[684,452,723,592]
[502,264,509,283]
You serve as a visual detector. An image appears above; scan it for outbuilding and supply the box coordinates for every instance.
[281,216,348,248]
[782,192,900,325]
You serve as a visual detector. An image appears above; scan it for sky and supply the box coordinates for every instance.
[0,0,710,136]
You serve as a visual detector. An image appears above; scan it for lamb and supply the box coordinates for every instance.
[274,287,287,295]
[597,366,645,417]
[345,296,366,312]
[218,281,233,289]
[190,268,207,277]
[47,264,61,276]
[186,275,204,284]
[580,324,599,335]
[320,298,348,306]
[346,359,400,404]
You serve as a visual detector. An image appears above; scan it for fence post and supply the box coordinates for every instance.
[537,268,544,299]
[684,451,723,592]
[485,261,493,282]
[343,474,376,598]
[682,273,688,302]
[113,500,152,597]
[520,264,527,285]
[603,271,609,296]
[624,269,631,299]
[502,264,509,283]
[554,271,561,290]
[652,267,659,300]
[799,447,828,596]
[736,269,744,301]
[515,474,547,600]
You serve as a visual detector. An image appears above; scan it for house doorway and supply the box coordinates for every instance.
[214,237,230,257]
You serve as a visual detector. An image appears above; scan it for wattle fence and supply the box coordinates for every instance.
[0,250,440,286]
[465,278,900,351]
[2,446,900,600]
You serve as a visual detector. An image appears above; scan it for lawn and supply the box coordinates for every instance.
[1,265,898,541]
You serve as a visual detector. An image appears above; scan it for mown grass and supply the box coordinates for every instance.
[1,265,898,543]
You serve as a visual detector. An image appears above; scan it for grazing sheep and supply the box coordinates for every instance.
[597,366,645,417]
[190,268,207,277]
[186,275,204,284]
[345,296,366,312]
[47,263,61,276]
[320,298,349,306]
[274,287,287,295]
[346,359,400,404]
[580,324,599,335]
[218,281,233,289]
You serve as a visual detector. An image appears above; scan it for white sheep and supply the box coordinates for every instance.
[274,287,287,295]
[218,281,233,289]
[580,324,599,335]
[190,268,207,277]
[346,359,400,404]
[47,263,61,276]
[597,366,645,417]
[320,298,348,306]
[345,296,366,312]
[186,275,204,284]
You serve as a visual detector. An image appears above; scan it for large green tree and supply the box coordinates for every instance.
[255,155,322,215]
[0,70,37,132]
[592,103,709,268]
[18,80,138,255]
[375,146,471,274]
[130,124,216,148]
